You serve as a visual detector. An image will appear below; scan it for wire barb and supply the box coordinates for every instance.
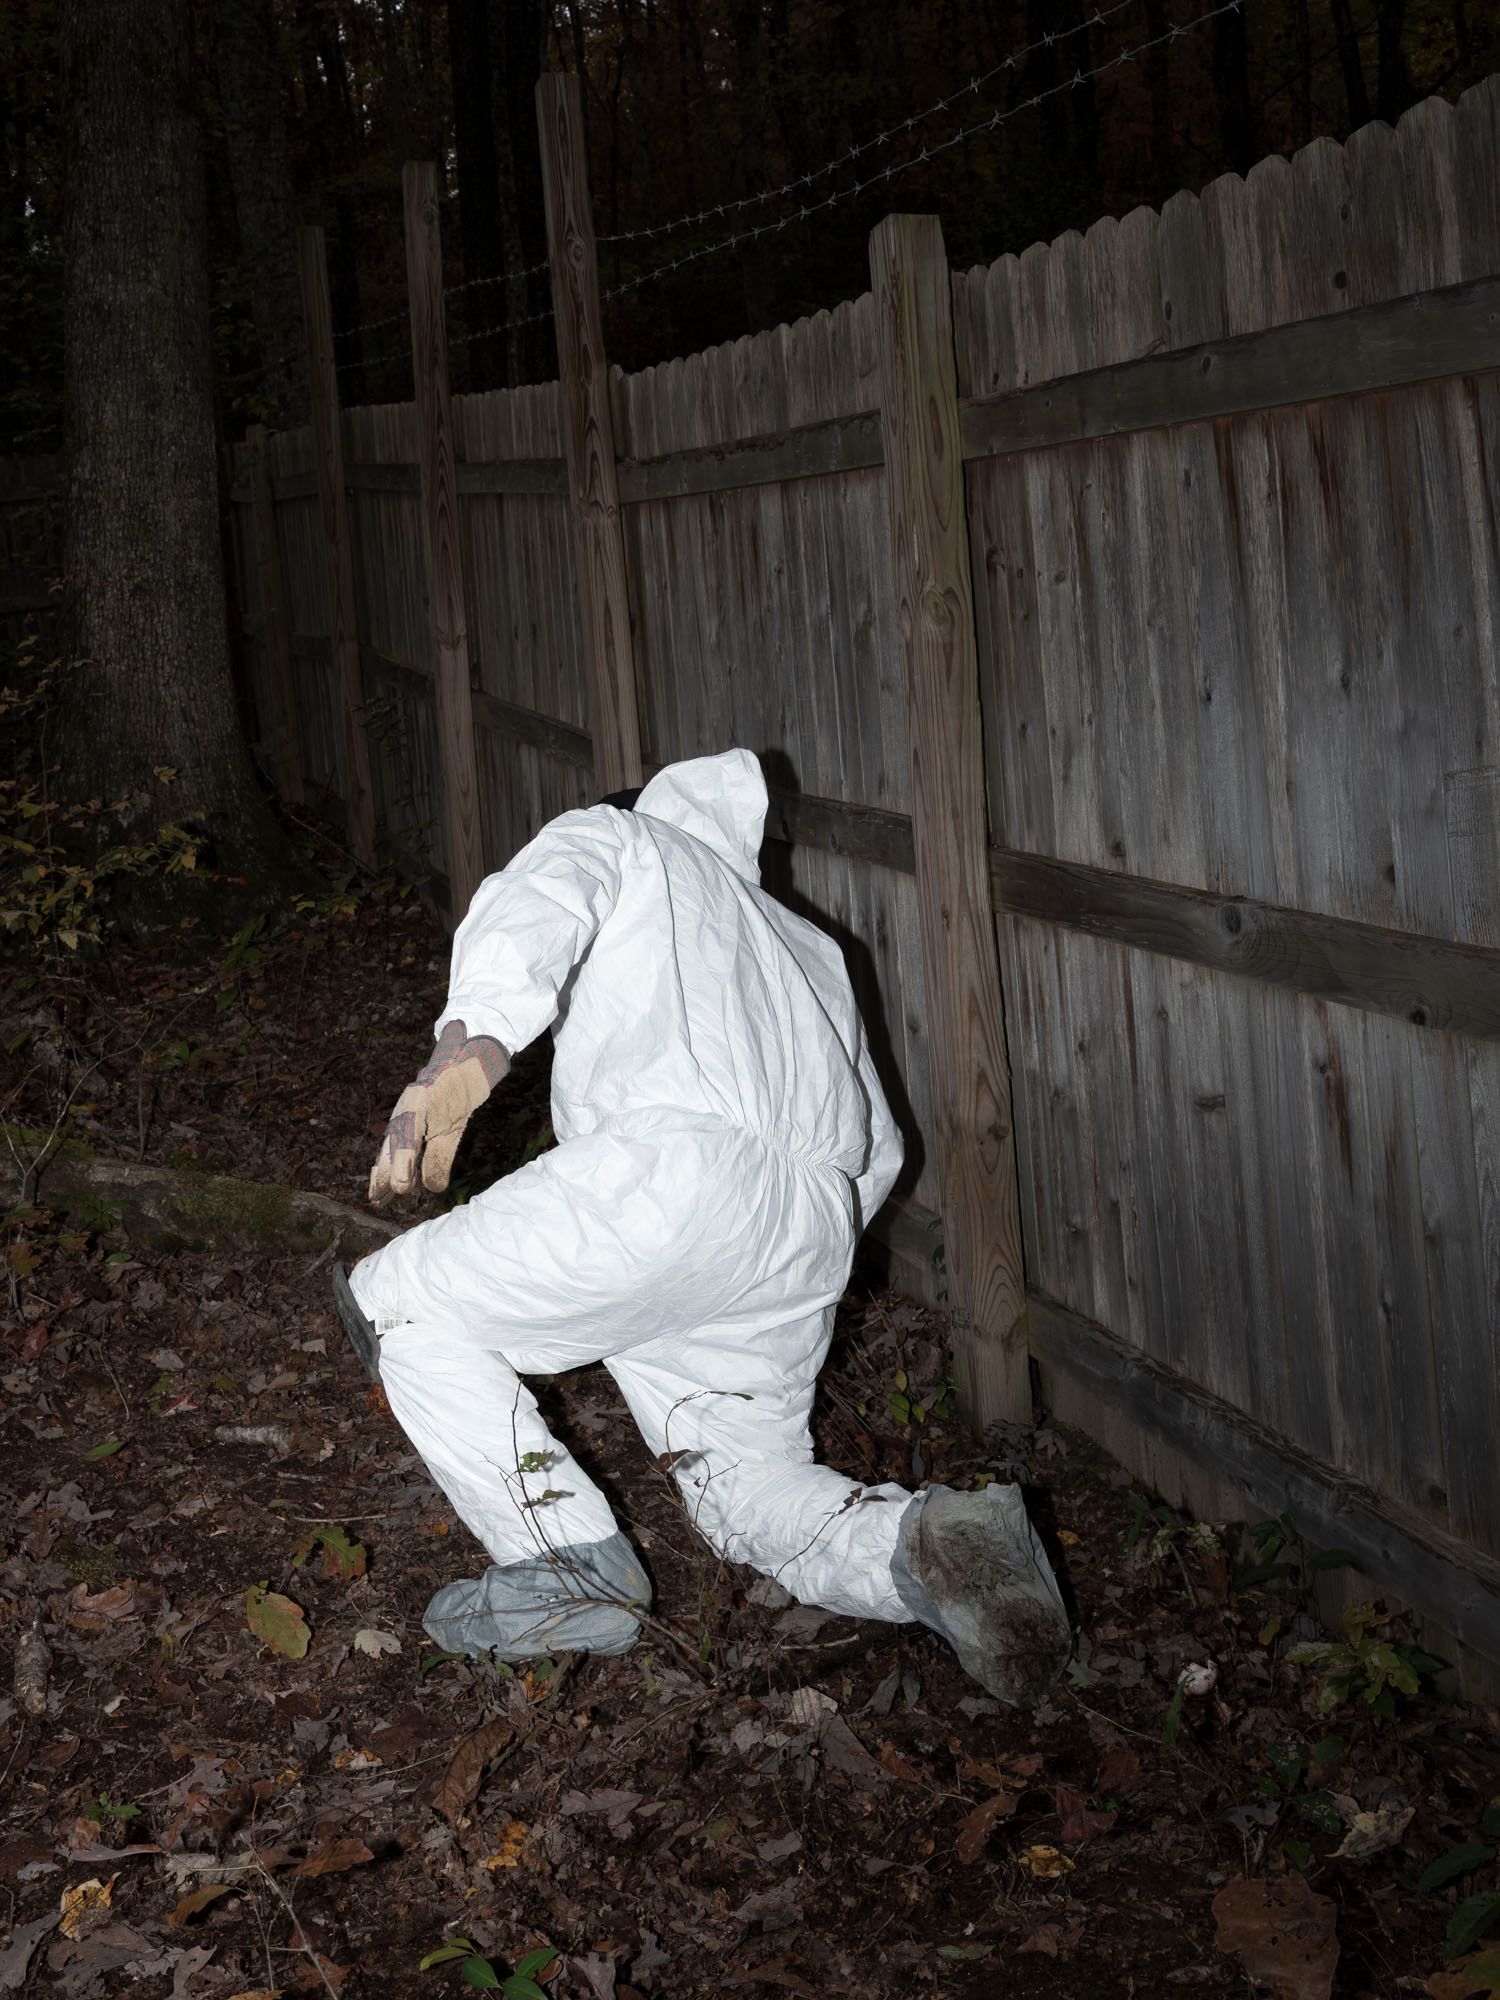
[598,0,1240,314]
[593,0,1143,249]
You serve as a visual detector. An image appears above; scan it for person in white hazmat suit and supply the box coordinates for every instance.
[339,749,1071,1705]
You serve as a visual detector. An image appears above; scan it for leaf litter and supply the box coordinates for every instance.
[1,880,1497,1995]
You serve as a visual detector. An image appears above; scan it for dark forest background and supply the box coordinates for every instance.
[4,0,1495,453]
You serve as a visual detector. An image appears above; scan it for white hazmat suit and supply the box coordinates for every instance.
[348,750,1071,1700]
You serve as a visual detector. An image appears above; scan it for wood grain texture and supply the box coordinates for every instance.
[537,73,643,797]
[244,425,303,805]
[1030,1288,1500,1663]
[403,160,486,925]
[871,213,1028,1426]
[298,226,376,864]
[962,275,1500,462]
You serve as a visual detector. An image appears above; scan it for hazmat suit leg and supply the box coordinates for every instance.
[607,1304,914,1623]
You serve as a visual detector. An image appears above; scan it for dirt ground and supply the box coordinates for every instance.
[3,873,1498,2000]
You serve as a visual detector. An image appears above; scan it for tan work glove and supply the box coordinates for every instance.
[368,1020,509,1204]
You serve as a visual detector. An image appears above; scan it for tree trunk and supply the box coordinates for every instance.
[58,0,286,882]
[1211,2,1255,173]
[1289,0,1313,148]
[1375,0,1416,122]
[447,0,505,390]
[1141,0,1177,196]
[489,0,551,385]
[1328,0,1372,128]
[447,0,550,391]
[729,0,776,330]
[206,0,308,427]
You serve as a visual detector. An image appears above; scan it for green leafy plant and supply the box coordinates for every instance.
[88,1793,140,1826]
[1234,1512,1356,1599]
[1286,1601,1447,1720]
[420,1939,554,1996]
[1421,1799,1500,1901]
[1447,1895,1500,1963]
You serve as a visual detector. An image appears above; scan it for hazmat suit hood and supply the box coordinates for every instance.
[635,750,767,881]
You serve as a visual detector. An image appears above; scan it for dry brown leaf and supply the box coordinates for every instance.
[430,1720,513,1825]
[59,1875,114,1939]
[169,1881,234,1926]
[955,1791,1018,1865]
[1097,1744,1142,1795]
[484,1822,529,1870]
[65,1581,137,1633]
[293,1837,375,1878]
[1019,1924,1085,1957]
[1212,1873,1339,2000]
[13,1625,51,1717]
[227,1990,283,1999]
[1329,1800,1414,1862]
[877,1740,925,1786]
[1055,1784,1118,1843]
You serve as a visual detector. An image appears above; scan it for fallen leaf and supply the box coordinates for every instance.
[1330,1799,1414,1862]
[430,1720,513,1825]
[0,1911,60,1990]
[65,1581,137,1634]
[956,1792,1018,1865]
[353,1628,401,1658]
[1097,1744,1141,1795]
[1019,1924,1085,1957]
[169,1882,234,1926]
[1055,1784,1117,1843]
[1022,1845,1074,1879]
[59,1875,115,1939]
[245,1585,310,1661]
[484,1823,529,1870]
[877,1740,925,1785]
[1212,1873,1339,2000]
[788,1687,837,1728]
[1428,1949,1500,1999]
[226,1991,283,1999]
[294,1837,374,1878]
[295,1525,366,1582]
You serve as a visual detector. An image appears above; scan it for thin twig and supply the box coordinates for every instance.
[240,1840,341,2000]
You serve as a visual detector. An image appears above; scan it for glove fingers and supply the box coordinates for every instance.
[374,1095,426,1200]
[420,1118,467,1194]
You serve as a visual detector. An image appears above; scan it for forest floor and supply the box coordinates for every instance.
[2,870,1498,2000]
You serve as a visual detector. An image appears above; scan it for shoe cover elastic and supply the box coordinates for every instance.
[890,1483,1071,1707]
[423,1531,651,1660]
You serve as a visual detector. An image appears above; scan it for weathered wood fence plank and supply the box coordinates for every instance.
[537,74,643,798]
[871,212,1029,1427]
[403,159,486,920]
[245,424,303,804]
[298,225,376,866]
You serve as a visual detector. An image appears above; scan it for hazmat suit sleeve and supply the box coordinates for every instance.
[851,1024,903,1236]
[436,808,630,1055]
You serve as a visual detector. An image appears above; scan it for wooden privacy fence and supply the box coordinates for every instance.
[227,75,1500,1687]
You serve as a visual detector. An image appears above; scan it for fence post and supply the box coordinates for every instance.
[403,159,488,925]
[869,213,1030,1429]
[244,424,304,807]
[535,72,644,798]
[298,223,377,867]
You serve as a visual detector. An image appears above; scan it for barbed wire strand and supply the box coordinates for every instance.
[444,256,552,300]
[334,0,1238,375]
[596,0,1145,248]
[333,0,1140,348]
[598,0,1243,309]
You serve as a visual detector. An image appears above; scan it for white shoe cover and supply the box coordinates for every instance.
[423,1531,651,1660]
[891,1484,1072,1707]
